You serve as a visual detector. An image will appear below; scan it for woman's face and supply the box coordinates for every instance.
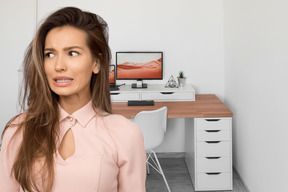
[44,26,99,102]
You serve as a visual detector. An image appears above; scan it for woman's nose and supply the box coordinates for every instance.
[55,55,67,71]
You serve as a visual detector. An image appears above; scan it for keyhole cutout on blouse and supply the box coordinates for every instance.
[58,128,75,160]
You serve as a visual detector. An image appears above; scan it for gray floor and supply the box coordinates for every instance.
[146,157,247,192]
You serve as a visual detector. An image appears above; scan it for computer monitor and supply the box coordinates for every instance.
[109,65,120,91]
[116,52,163,88]
[109,65,116,85]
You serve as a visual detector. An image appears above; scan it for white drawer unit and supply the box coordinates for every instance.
[110,84,195,102]
[110,92,140,102]
[185,117,233,191]
[197,172,232,190]
[197,157,231,173]
[196,118,230,130]
[141,91,195,101]
[196,141,231,157]
[197,129,230,141]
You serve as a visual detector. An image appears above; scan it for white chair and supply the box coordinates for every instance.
[133,106,171,192]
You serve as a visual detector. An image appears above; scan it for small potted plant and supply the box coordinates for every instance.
[177,71,186,87]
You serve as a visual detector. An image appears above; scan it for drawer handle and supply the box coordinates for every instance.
[110,93,120,95]
[160,92,174,94]
[205,119,220,122]
[205,141,221,144]
[206,157,221,159]
[206,172,221,175]
[205,130,220,133]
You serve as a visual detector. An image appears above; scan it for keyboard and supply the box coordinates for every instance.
[128,100,154,106]
[110,86,119,91]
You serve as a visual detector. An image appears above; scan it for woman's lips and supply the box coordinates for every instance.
[53,76,73,87]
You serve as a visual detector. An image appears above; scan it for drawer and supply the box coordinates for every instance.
[197,141,230,157]
[196,118,231,130]
[110,92,140,102]
[197,157,231,173]
[196,172,232,190]
[197,129,230,141]
[141,92,195,101]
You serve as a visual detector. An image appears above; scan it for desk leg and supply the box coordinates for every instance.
[184,118,196,188]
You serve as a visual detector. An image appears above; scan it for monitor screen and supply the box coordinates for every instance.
[109,65,116,84]
[116,52,163,80]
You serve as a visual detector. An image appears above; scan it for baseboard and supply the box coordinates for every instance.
[155,152,185,158]
[233,167,251,192]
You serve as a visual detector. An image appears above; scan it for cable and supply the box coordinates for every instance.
[117,83,125,87]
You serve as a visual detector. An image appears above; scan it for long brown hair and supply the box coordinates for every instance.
[2,7,111,191]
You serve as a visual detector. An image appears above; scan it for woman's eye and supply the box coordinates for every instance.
[45,52,55,58]
[69,51,79,56]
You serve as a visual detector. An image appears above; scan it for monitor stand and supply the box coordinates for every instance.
[132,80,147,89]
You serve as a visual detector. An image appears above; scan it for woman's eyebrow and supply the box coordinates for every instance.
[44,46,84,52]
[63,46,84,51]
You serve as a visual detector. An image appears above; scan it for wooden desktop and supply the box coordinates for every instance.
[112,94,233,119]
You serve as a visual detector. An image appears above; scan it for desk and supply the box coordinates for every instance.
[112,94,233,191]
[112,94,233,119]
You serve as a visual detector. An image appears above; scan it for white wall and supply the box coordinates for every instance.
[37,0,225,99]
[224,0,288,191]
[0,0,36,136]
[0,0,225,153]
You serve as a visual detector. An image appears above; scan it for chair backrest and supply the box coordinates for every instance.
[133,106,167,150]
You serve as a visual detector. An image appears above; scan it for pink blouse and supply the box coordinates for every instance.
[0,101,146,192]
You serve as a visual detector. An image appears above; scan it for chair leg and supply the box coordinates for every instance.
[146,150,171,192]
[146,160,151,175]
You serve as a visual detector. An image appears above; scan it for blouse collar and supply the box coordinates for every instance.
[58,100,96,127]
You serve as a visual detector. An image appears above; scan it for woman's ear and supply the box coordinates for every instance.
[92,60,100,74]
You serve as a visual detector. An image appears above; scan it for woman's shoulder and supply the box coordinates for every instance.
[102,114,136,129]
[101,114,145,161]
[4,113,25,130]
[1,113,25,148]
[102,114,143,139]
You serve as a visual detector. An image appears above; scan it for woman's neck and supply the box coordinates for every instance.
[59,95,91,114]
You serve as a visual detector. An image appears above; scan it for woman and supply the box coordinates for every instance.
[0,7,146,192]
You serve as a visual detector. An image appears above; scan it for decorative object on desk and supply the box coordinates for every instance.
[177,71,186,87]
[165,75,179,88]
